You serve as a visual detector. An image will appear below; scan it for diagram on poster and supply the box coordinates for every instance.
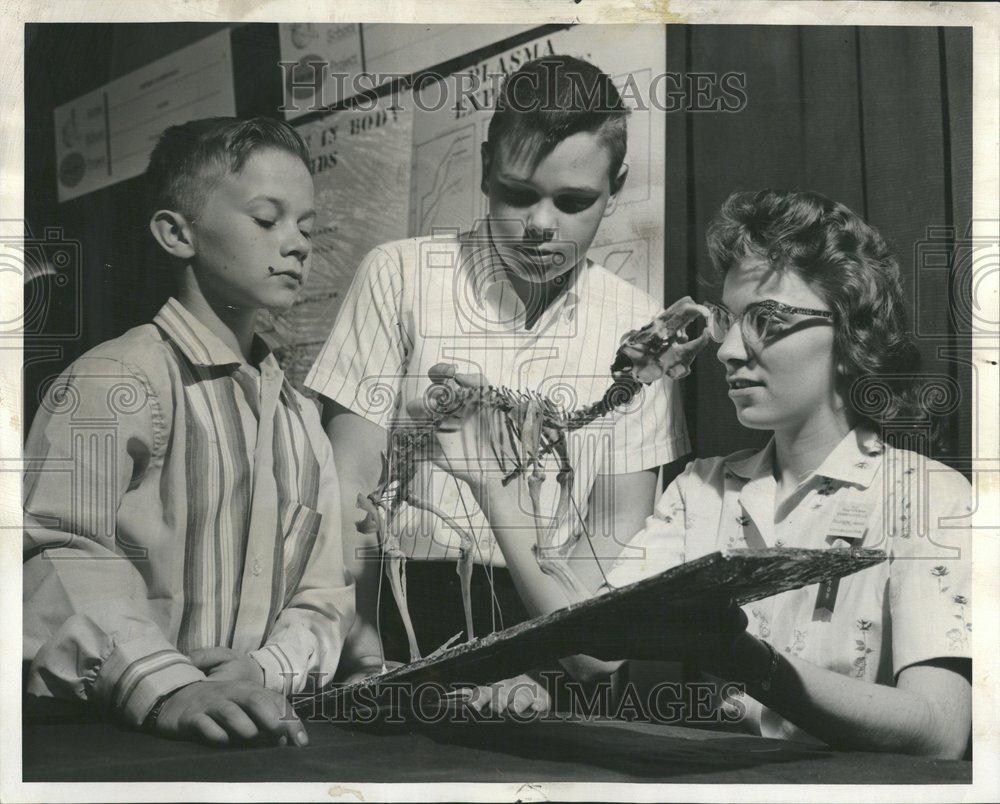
[414,125,478,234]
[53,29,235,202]
[263,99,413,388]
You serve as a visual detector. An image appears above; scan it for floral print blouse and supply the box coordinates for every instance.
[606,427,974,743]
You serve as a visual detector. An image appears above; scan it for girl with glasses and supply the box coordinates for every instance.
[415,189,972,757]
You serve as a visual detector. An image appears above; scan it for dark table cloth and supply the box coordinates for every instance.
[23,714,970,784]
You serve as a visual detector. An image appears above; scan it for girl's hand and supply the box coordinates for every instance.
[465,672,551,717]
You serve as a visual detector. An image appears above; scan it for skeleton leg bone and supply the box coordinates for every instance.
[357,492,421,663]
[532,435,591,602]
[385,550,421,662]
[404,492,480,643]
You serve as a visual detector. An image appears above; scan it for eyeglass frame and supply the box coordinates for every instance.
[704,299,836,346]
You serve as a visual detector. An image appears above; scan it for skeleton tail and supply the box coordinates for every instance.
[562,377,643,432]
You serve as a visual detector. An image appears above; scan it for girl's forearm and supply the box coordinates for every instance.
[730,633,969,757]
[470,479,622,682]
[470,479,586,614]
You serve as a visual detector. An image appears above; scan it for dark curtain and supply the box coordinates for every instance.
[665,25,972,473]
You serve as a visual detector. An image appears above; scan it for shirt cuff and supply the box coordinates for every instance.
[92,635,206,726]
[249,644,297,696]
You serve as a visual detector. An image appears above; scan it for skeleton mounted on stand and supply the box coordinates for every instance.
[356,296,713,663]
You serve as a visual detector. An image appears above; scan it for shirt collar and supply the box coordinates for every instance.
[460,220,583,330]
[153,297,294,401]
[724,426,884,488]
[725,439,774,482]
[811,426,885,488]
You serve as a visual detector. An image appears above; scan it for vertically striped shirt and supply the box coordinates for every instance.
[305,225,689,564]
[23,298,355,726]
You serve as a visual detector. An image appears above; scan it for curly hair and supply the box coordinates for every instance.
[705,189,925,427]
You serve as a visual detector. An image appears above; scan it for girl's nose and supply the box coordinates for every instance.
[716,316,749,364]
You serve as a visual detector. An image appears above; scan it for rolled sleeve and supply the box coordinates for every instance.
[304,246,407,429]
[610,377,690,474]
[889,469,974,676]
[94,635,205,725]
[249,643,298,696]
[23,355,202,722]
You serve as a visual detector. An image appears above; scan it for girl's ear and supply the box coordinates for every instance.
[149,210,196,260]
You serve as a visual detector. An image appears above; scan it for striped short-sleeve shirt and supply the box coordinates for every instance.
[305,227,690,564]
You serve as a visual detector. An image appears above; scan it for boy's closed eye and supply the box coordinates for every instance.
[497,184,537,207]
[252,215,313,241]
[497,184,599,214]
[555,194,599,214]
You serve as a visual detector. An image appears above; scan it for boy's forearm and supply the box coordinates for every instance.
[24,550,206,724]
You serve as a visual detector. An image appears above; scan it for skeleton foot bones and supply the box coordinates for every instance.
[358,297,712,663]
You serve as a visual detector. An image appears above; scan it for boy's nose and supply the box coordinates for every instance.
[281,230,311,263]
[524,201,558,242]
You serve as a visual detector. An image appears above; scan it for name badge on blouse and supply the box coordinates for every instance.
[827,501,874,542]
[814,499,874,621]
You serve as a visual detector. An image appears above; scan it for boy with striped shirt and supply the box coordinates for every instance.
[23,117,354,746]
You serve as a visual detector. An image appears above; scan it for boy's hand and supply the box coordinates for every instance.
[155,679,308,747]
[406,365,506,489]
[189,646,264,686]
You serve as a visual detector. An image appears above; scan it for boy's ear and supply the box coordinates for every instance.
[610,163,629,198]
[149,210,196,260]
[480,141,492,195]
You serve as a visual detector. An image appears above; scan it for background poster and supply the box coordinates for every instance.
[262,97,414,387]
[409,24,665,299]
[279,23,534,119]
[53,29,235,202]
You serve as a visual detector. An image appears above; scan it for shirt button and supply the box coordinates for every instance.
[252,560,262,577]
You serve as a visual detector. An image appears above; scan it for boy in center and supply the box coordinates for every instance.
[306,56,689,706]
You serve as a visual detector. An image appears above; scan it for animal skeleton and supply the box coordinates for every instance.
[357,296,711,662]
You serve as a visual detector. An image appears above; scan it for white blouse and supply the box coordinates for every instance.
[606,427,974,742]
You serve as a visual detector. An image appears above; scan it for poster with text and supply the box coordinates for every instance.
[262,97,413,388]
[53,29,236,202]
[410,25,666,301]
